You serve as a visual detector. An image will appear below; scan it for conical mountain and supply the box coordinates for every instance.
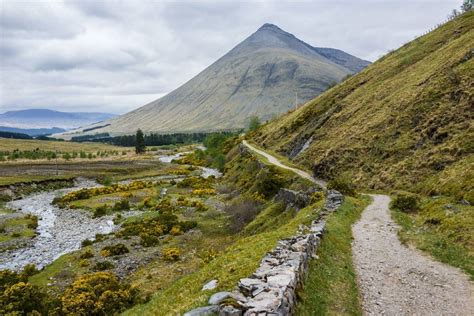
[61,23,369,138]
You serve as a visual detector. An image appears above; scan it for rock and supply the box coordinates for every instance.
[275,188,311,209]
[459,199,470,205]
[209,292,231,305]
[219,305,242,316]
[202,279,218,291]
[184,305,219,316]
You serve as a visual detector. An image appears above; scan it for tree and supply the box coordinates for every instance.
[248,116,261,132]
[461,0,472,12]
[135,129,146,154]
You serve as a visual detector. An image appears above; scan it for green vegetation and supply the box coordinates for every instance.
[297,196,370,315]
[248,115,261,132]
[391,192,420,212]
[0,214,38,244]
[392,196,473,279]
[327,174,357,196]
[254,12,474,201]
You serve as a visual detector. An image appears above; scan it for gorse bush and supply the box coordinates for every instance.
[391,192,420,212]
[162,247,181,261]
[100,243,129,257]
[61,272,139,315]
[113,199,130,211]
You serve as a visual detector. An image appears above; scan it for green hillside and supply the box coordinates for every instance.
[253,11,473,202]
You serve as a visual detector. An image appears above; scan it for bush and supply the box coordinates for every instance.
[224,196,263,232]
[80,249,94,259]
[0,282,47,315]
[327,175,357,196]
[61,272,139,315]
[391,193,420,212]
[93,205,108,218]
[21,264,38,277]
[93,261,115,271]
[81,239,93,247]
[113,200,130,211]
[162,247,180,261]
[100,244,129,257]
[139,233,160,247]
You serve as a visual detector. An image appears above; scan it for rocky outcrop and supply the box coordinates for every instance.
[275,187,321,209]
[185,190,343,316]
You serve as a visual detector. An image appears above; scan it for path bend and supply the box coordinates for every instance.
[242,140,326,188]
[352,194,473,315]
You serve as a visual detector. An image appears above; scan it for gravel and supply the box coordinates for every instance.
[352,194,473,315]
[0,179,117,271]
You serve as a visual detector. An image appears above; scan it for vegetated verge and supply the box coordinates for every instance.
[390,191,473,279]
[296,195,371,315]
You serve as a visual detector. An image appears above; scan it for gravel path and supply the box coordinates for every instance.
[242,140,326,188]
[352,194,473,315]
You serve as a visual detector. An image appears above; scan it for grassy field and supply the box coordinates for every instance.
[0,137,130,152]
[297,196,370,316]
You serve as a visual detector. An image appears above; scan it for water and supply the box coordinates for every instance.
[0,179,117,271]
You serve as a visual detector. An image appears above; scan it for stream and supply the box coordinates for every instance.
[1,152,221,271]
[0,179,118,271]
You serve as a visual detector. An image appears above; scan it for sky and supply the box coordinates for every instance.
[0,0,463,114]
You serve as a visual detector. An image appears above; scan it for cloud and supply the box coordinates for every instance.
[0,0,463,114]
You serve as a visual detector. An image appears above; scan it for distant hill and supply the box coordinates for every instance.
[59,23,369,139]
[0,109,116,130]
[253,12,474,201]
[0,126,66,136]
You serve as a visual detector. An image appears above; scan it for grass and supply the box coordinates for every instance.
[123,199,324,315]
[0,216,37,243]
[0,137,130,152]
[392,196,474,279]
[296,195,370,316]
[253,11,474,201]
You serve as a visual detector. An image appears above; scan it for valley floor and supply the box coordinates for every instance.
[352,194,473,315]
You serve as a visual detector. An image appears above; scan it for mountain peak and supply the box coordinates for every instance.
[257,23,283,31]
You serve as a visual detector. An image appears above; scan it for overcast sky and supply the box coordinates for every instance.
[0,0,462,114]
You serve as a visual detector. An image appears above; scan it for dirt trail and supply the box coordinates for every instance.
[242,140,326,188]
[352,194,473,315]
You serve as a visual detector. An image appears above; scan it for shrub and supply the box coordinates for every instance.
[100,244,129,257]
[21,264,38,277]
[61,272,138,315]
[93,205,108,218]
[79,259,90,267]
[391,193,420,212]
[0,282,46,314]
[139,233,160,247]
[169,226,182,236]
[224,196,263,233]
[113,200,130,211]
[81,239,93,247]
[162,247,180,261]
[80,249,94,259]
[327,175,357,196]
[93,261,115,271]
[0,270,26,292]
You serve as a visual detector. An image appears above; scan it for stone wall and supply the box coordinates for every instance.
[185,190,344,316]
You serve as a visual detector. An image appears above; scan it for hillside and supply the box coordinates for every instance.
[59,23,369,139]
[0,109,116,130]
[253,12,474,202]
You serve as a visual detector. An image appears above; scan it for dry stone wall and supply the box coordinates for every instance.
[185,190,343,316]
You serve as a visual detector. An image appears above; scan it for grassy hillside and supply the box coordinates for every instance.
[253,12,473,202]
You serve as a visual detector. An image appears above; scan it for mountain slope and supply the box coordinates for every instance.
[60,24,369,138]
[0,109,116,130]
[253,12,474,201]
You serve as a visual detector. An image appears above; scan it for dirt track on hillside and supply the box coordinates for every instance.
[352,194,473,315]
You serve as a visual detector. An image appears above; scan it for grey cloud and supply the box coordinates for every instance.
[0,0,463,114]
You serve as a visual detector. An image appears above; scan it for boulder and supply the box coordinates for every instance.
[202,279,218,291]
[209,292,232,305]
